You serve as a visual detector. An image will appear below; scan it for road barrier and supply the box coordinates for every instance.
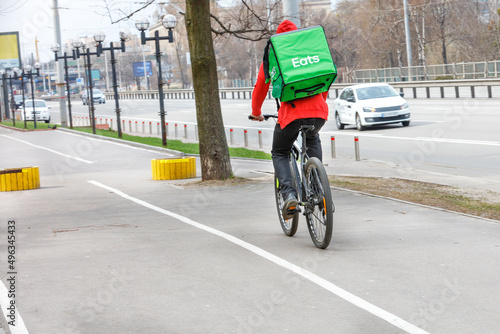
[354,136,361,161]
[151,157,196,180]
[104,79,500,101]
[331,136,336,159]
[70,115,363,161]
[0,167,40,191]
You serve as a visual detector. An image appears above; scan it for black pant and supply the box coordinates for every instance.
[271,118,326,198]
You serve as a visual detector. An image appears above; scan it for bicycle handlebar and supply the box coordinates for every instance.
[248,114,278,121]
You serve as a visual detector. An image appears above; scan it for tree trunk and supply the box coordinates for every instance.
[185,0,233,180]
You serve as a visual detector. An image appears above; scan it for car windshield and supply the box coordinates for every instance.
[356,86,399,100]
[83,89,102,95]
[25,101,46,108]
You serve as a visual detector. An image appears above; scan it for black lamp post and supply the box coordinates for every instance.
[73,38,101,134]
[135,14,177,146]
[23,63,41,129]
[95,31,130,138]
[2,68,22,126]
[0,69,10,122]
[13,67,28,128]
[7,71,16,125]
[51,44,76,129]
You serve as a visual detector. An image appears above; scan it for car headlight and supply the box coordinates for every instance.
[363,106,376,113]
[401,103,409,110]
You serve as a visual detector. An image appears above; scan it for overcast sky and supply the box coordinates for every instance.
[0,0,151,64]
[0,0,339,64]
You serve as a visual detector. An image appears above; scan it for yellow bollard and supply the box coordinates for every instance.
[0,167,40,191]
[151,157,196,180]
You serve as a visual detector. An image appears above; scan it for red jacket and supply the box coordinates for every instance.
[251,62,329,129]
[251,20,329,129]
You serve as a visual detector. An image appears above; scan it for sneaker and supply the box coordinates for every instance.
[282,194,298,220]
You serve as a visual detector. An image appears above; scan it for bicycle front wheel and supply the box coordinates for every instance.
[304,157,333,249]
[274,174,299,237]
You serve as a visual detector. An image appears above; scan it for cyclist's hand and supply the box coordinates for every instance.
[249,114,264,122]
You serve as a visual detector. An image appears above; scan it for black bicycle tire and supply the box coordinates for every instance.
[304,157,333,249]
[274,173,299,237]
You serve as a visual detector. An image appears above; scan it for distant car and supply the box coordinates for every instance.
[333,83,411,131]
[13,95,24,109]
[22,99,51,123]
[82,89,106,105]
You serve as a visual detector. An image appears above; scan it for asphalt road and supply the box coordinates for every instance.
[45,96,500,191]
[1,126,500,333]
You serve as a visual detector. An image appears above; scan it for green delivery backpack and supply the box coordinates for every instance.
[263,25,337,102]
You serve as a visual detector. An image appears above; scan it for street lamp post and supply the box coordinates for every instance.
[95,31,130,138]
[23,63,41,129]
[7,71,16,125]
[73,40,101,134]
[0,69,9,122]
[135,14,177,146]
[51,44,76,128]
[1,68,21,125]
[13,67,28,128]
[72,41,91,125]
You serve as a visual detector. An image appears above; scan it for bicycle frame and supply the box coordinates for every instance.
[255,113,333,248]
[290,125,316,212]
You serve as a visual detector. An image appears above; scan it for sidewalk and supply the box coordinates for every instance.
[322,154,500,195]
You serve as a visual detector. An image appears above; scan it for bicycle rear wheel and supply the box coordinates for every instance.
[304,157,333,249]
[274,174,299,236]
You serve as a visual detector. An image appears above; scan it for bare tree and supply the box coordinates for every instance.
[185,0,232,180]
[410,0,428,67]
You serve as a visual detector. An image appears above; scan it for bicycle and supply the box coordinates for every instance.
[249,114,334,249]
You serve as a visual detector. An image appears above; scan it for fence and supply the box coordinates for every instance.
[103,78,500,101]
[348,60,500,83]
[71,115,274,150]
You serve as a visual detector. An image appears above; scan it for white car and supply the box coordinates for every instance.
[22,99,51,123]
[82,89,106,105]
[333,83,411,131]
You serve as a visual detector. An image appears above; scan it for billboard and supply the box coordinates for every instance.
[0,32,21,69]
[85,70,101,81]
[133,61,153,77]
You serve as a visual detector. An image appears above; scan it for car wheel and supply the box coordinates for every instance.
[335,112,345,130]
[402,121,410,127]
[45,118,51,124]
[356,114,365,131]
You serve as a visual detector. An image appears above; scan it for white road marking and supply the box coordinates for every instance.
[326,132,500,146]
[0,279,29,334]
[411,120,445,123]
[89,180,430,334]
[1,135,94,164]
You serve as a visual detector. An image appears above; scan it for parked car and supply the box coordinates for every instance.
[13,95,24,109]
[22,99,51,123]
[82,89,106,105]
[333,83,411,131]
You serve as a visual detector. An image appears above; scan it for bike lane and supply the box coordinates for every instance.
[1,127,499,334]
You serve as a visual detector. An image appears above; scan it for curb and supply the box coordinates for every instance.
[0,124,57,132]
[331,186,500,224]
[56,127,185,156]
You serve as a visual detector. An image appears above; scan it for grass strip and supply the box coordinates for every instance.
[72,126,272,160]
[329,175,500,221]
[1,121,57,130]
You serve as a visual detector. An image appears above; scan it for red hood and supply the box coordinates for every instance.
[276,20,297,34]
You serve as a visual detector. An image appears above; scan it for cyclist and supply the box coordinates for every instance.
[250,20,329,219]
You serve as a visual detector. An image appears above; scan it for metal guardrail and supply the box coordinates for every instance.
[349,60,500,83]
[104,79,500,100]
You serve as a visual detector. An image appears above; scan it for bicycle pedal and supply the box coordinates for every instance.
[287,207,301,214]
